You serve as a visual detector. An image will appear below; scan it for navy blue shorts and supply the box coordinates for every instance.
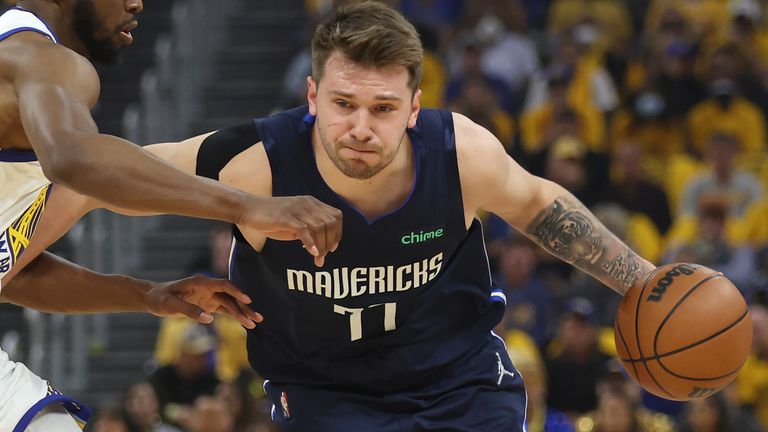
[264,334,528,432]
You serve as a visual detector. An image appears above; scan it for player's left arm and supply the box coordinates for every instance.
[454,113,655,295]
[0,251,261,327]
[0,184,261,328]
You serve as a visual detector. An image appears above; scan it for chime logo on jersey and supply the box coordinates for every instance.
[286,252,444,298]
[400,227,445,245]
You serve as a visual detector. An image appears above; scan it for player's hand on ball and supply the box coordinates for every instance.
[239,195,343,267]
[145,275,263,329]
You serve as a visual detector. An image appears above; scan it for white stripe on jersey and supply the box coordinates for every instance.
[0,8,58,43]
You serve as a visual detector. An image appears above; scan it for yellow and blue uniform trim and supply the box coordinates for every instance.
[12,384,91,432]
[0,184,51,271]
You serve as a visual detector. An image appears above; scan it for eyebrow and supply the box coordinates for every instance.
[330,90,402,102]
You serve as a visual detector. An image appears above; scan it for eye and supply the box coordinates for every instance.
[335,100,352,109]
[375,105,395,113]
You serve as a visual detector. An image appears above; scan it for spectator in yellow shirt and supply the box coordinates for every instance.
[680,132,763,219]
[726,0,768,75]
[609,90,687,160]
[548,0,632,54]
[664,198,757,289]
[522,71,605,154]
[155,225,250,382]
[687,46,767,155]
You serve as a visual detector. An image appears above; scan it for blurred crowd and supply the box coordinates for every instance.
[4,0,768,430]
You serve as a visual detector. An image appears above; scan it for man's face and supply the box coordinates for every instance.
[73,0,141,65]
[308,52,420,180]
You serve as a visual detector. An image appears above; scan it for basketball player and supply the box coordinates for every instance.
[0,0,341,430]
[10,2,658,431]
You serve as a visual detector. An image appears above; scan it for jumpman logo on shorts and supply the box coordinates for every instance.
[496,352,515,385]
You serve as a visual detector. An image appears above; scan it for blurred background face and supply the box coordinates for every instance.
[708,51,737,83]
[660,41,692,77]
[560,315,596,356]
[706,135,738,173]
[124,382,160,426]
[309,52,419,180]
[613,141,644,182]
[499,242,537,286]
[659,9,687,38]
[188,396,235,432]
[697,203,727,243]
[460,45,484,75]
[595,393,634,432]
[460,78,495,112]
[73,0,142,65]
[92,411,130,432]
[546,153,587,191]
[686,398,721,432]
[177,351,209,378]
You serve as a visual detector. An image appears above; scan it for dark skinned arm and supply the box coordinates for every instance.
[1,252,262,328]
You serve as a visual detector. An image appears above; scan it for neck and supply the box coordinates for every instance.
[714,168,731,182]
[312,127,415,220]
[18,0,90,58]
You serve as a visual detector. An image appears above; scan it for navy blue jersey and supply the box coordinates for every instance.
[213,106,506,394]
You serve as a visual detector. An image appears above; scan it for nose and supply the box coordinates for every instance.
[349,110,373,143]
[127,0,143,14]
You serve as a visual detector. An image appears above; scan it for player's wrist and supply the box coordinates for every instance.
[136,279,161,314]
[227,190,259,227]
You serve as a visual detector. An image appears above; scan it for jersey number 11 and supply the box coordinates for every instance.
[334,303,397,341]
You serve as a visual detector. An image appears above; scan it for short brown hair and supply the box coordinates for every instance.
[311,1,424,92]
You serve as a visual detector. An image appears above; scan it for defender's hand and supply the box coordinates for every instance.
[239,195,343,267]
[145,275,263,329]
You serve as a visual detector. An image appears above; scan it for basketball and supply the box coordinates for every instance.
[614,263,752,400]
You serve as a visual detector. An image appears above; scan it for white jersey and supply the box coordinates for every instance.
[0,6,58,285]
[0,8,87,432]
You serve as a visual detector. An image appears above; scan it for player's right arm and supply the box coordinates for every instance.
[13,38,340,258]
[454,113,655,296]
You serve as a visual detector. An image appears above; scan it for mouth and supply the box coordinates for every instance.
[342,143,376,153]
[342,146,376,157]
[119,20,138,44]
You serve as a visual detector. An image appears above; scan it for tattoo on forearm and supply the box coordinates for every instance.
[601,251,643,291]
[526,198,645,292]
[527,200,604,265]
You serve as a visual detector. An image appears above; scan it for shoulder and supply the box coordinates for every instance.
[212,124,271,197]
[8,34,95,77]
[196,121,263,179]
[4,35,98,103]
[452,112,513,207]
[452,112,509,176]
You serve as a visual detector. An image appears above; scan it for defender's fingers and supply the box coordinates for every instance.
[209,279,251,304]
[305,198,343,252]
[166,296,213,323]
[215,298,257,329]
[290,220,320,257]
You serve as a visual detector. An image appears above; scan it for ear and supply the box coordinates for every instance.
[307,76,318,116]
[407,89,422,129]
